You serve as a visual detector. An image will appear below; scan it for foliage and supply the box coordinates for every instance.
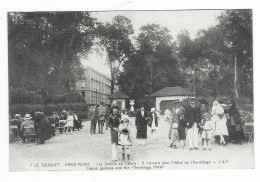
[9,103,89,118]
[9,87,43,105]
[8,12,97,102]
[97,15,134,93]
[53,92,86,104]
[118,24,184,102]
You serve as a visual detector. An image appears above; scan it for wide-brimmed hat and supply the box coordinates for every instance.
[151,108,156,112]
[203,113,210,119]
[112,104,120,110]
[14,114,21,118]
[25,114,31,118]
[189,96,196,101]
[173,99,181,103]
[200,98,208,105]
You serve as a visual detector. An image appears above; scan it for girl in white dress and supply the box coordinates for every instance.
[211,101,229,145]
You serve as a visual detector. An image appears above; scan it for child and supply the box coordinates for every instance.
[170,123,179,149]
[201,113,214,151]
[118,117,132,161]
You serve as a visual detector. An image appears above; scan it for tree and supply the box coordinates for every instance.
[9,12,96,106]
[118,24,183,105]
[97,15,134,94]
[217,10,253,100]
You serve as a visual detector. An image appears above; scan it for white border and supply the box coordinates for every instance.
[1,0,259,182]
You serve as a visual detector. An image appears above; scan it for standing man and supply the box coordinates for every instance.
[135,105,149,146]
[105,105,110,130]
[97,102,107,134]
[89,106,97,134]
[184,97,201,150]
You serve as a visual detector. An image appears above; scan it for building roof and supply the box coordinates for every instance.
[109,91,130,99]
[151,86,193,97]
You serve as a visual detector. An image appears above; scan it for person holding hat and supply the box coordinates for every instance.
[201,113,215,150]
[184,97,201,150]
[135,105,149,146]
[108,104,121,161]
[148,107,158,140]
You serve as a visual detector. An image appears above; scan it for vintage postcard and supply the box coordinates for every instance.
[8,10,254,171]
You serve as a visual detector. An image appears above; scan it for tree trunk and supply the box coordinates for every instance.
[193,65,196,96]
[234,54,239,99]
[110,61,114,94]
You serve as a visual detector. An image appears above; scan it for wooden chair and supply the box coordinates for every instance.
[23,125,37,143]
[9,125,22,143]
[244,122,254,143]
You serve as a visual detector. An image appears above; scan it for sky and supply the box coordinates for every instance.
[81,10,224,76]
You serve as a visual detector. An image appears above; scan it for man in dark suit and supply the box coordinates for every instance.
[148,107,158,140]
[184,97,201,150]
[135,105,149,146]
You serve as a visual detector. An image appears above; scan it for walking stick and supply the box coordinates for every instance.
[183,128,187,150]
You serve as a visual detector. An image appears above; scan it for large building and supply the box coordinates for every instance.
[75,67,112,105]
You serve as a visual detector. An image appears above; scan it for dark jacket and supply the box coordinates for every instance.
[135,110,149,139]
[184,105,201,129]
[148,112,158,127]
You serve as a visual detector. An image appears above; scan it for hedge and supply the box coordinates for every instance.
[9,103,89,119]
[9,88,43,105]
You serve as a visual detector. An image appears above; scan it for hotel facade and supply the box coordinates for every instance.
[75,67,112,105]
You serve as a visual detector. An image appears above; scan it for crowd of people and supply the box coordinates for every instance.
[101,97,247,162]
[9,96,247,162]
[9,109,83,144]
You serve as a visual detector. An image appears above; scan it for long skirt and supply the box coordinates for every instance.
[136,126,147,139]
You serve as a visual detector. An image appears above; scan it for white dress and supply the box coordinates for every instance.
[214,115,229,136]
[65,115,74,127]
[150,113,157,130]
[211,104,228,136]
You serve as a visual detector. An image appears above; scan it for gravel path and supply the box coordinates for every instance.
[9,116,254,171]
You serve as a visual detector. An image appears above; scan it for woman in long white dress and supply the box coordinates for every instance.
[211,101,229,145]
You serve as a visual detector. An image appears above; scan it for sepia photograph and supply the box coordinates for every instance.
[8,9,254,171]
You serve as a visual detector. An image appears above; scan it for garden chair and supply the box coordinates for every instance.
[244,122,254,143]
[23,125,37,142]
[10,125,22,143]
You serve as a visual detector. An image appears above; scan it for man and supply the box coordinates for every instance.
[97,102,107,134]
[89,106,97,134]
[49,112,59,136]
[20,114,34,143]
[135,105,149,146]
[105,105,110,130]
[184,97,201,150]
[148,107,158,140]
[199,98,209,144]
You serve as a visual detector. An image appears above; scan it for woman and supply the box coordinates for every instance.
[169,99,185,148]
[212,101,229,146]
[148,108,158,140]
[33,111,52,145]
[108,104,121,162]
[228,100,244,144]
